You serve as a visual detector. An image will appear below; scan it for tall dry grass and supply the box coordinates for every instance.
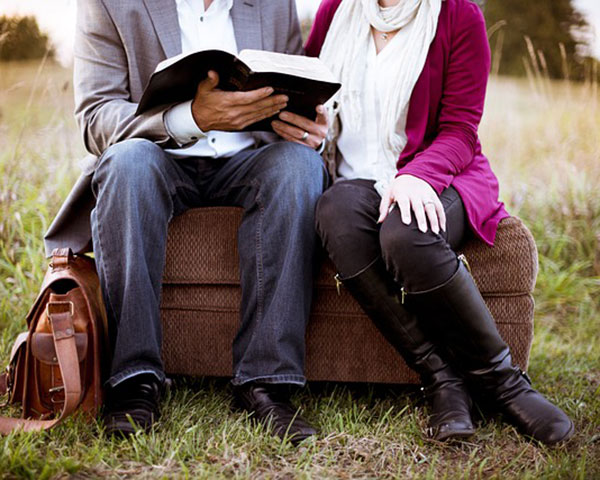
[0,58,598,478]
[481,55,600,325]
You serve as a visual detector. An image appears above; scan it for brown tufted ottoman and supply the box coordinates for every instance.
[160,209,538,384]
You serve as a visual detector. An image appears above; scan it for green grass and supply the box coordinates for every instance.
[0,60,599,479]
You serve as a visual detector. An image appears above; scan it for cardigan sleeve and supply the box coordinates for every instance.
[304,0,343,57]
[397,2,491,194]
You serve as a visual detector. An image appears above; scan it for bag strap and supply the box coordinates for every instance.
[50,247,74,269]
[0,303,83,434]
[0,373,7,398]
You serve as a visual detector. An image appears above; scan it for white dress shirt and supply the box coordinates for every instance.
[336,31,410,196]
[164,0,256,158]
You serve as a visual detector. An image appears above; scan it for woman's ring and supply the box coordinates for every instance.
[301,131,309,141]
[424,200,435,206]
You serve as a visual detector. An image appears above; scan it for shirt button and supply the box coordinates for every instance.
[200,16,204,22]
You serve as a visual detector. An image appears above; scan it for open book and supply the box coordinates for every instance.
[136,49,341,132]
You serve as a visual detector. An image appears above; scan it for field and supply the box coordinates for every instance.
[0,59,599,479]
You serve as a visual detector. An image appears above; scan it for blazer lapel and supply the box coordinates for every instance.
[142,0,182,58]
[231,0,263,51]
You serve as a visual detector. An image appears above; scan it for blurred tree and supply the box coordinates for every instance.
[485,0,596,80]
[0,15,54,61]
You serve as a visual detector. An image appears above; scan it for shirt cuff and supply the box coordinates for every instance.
[163,100,206,146]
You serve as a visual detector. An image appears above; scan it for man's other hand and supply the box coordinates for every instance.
[191,71,288,131]
[271,105,328,150]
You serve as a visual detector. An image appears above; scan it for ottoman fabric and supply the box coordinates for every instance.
[161,209,536,383]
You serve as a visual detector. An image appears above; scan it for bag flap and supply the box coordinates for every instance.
[0,373,7,397]
[9,332,29,365]
[0,332,29,401]
[30,333,88,365]
[26,251,98,326]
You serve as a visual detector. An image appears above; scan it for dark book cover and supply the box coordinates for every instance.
[135,50,341,132]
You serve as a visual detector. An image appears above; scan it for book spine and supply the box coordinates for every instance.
[227,59,251,91]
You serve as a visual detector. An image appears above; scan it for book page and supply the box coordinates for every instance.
[239,49,338,83]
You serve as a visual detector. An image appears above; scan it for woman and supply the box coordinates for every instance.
[274,0,574,445]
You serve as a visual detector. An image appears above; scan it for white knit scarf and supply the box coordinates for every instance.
[320,0,442,169]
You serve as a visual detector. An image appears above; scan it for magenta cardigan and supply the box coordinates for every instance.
[305,0,509,246]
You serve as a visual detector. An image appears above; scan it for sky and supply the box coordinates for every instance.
[0,0,598,64]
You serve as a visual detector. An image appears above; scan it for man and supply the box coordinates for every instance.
[45,0,328,444]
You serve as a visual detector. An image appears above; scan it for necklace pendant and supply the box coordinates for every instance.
[381,32,389,41]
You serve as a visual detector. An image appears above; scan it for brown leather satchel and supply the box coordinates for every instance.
[0,248,109,434]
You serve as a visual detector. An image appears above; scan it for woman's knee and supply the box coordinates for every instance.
[315,183,359,242]
[316,183,381,276]
[379,213,452,288]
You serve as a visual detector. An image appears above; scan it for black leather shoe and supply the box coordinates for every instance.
[233,383,316,445]
[406,261,574,446]
[103,373,162,437]
[340,258,474,441]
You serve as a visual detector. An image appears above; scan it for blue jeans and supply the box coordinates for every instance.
[90,139,327,388]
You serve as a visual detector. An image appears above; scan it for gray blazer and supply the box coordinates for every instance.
[44,0,304,256]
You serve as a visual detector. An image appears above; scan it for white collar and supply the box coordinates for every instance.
[176,0,234,15]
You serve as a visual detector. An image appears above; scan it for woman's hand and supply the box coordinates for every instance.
[378,175,446,235]
[271,105,328,150]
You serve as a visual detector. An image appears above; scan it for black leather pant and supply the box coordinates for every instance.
[315,179,467,291]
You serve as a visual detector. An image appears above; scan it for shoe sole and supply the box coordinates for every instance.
[433,428,476,442]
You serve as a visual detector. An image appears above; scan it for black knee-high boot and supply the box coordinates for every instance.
[341,258,474,441]
[405,261,574,446]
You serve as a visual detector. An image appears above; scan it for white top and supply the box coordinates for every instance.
[336,30,410,196]
[163,0,255,158]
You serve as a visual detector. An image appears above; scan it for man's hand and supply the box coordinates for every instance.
[191,71,289,131]
[271,105,328,149]
[378,174,446,235]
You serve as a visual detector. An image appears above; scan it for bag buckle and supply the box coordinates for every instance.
[50,381,65,405]
[46,301,74,318]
